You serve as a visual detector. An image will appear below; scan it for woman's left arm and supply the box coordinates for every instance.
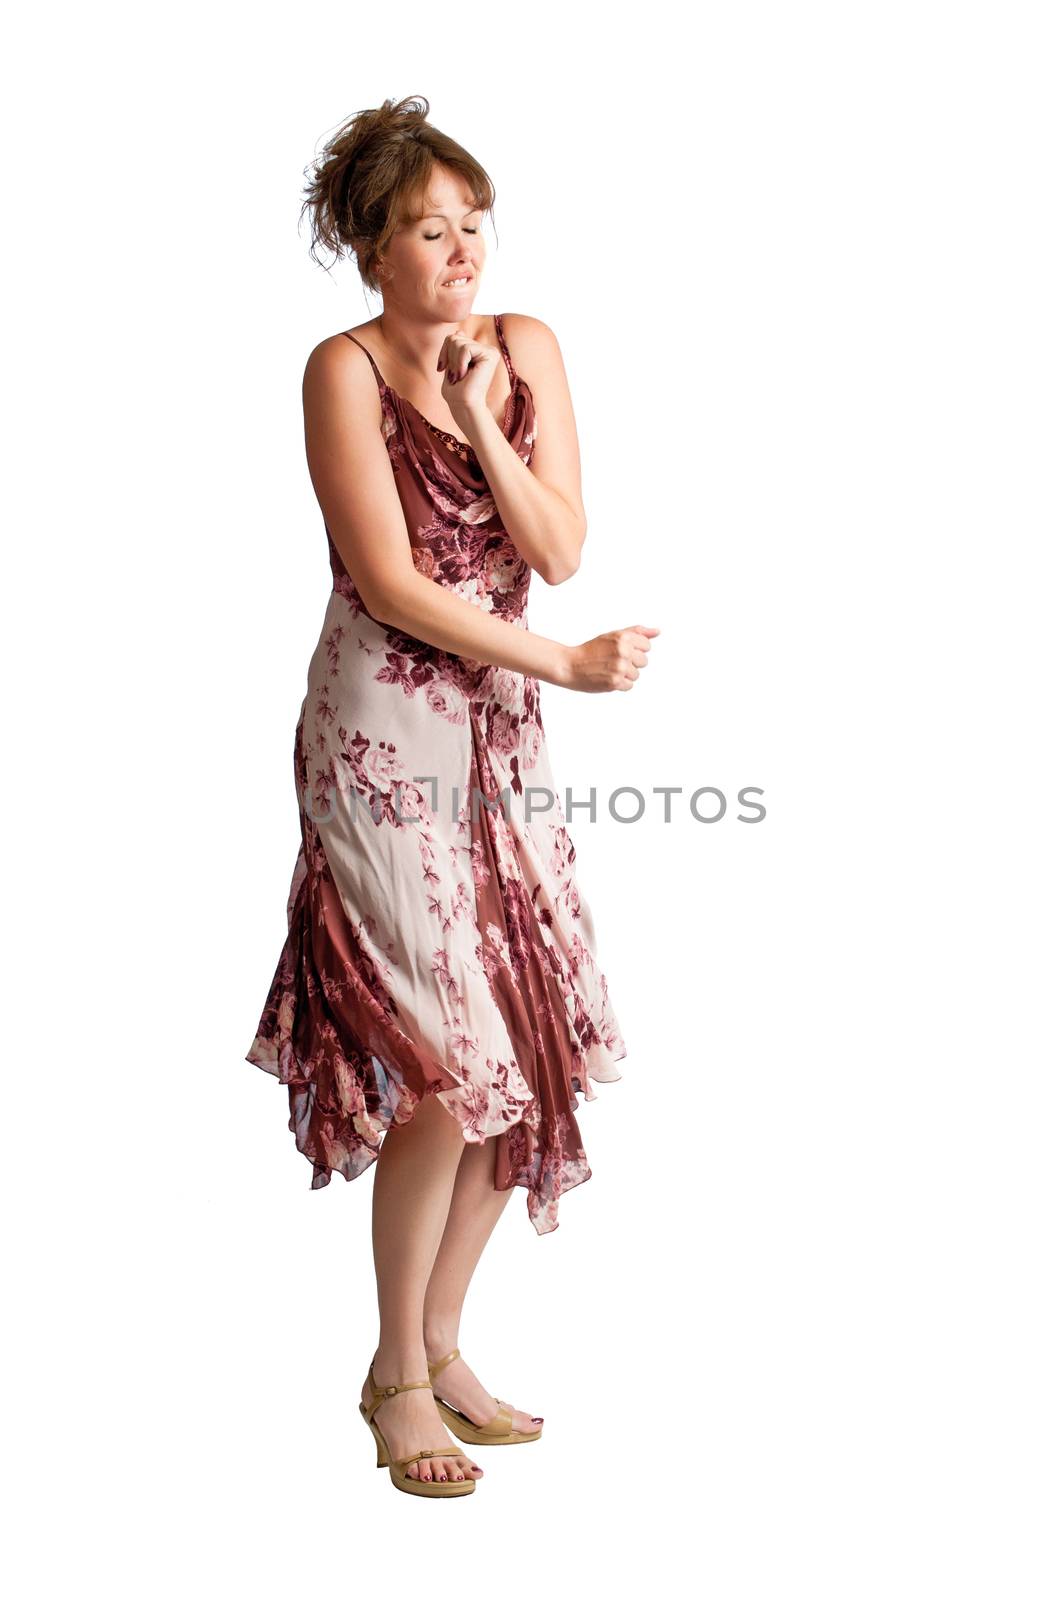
[458,315,587,586]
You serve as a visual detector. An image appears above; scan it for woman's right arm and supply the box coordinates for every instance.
[302,337,656,693]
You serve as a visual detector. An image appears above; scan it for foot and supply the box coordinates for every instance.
[424,1343,544,1436]
[361,1362,484,1484]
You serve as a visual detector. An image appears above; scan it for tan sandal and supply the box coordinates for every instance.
[359,1358,476,1497]
[427,1347,543,1446]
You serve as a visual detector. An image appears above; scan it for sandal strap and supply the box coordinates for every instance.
[395,1446,463,1469]
[365,1359,434,1423]
[427,1347,461,1380]
[436,1394,515,1436]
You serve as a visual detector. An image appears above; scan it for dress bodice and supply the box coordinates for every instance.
[327,314,538,630]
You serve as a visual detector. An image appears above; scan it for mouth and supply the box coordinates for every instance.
[441,275,473,289]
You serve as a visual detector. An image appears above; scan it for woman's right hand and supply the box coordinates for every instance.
[558,625,660,692]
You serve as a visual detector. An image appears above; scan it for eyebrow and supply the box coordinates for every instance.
[418,206,482,221]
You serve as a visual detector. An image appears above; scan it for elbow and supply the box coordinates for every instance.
[361,581,409,628]
[541,556,581,586]
[541,520,586,585]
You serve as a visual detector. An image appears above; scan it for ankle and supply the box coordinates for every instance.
[422,1319,461,1360]
[372,1336,429,1386]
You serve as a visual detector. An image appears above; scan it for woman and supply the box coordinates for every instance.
[245,95,658,1499]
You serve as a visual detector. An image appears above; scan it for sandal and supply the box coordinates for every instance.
[359,1358,477,1497]
[427,1347,543,1446]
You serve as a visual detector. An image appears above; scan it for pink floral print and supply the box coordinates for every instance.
[245,315,625,1234]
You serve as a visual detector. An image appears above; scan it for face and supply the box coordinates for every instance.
[375,164,485,319]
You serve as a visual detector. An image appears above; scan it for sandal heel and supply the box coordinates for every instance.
[358,1406,389,1467]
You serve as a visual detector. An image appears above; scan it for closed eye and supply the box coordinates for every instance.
[425,228,479,240]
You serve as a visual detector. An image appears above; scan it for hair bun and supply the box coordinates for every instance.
[299,96,495,288]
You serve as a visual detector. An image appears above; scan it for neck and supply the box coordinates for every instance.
[374,308,479,381]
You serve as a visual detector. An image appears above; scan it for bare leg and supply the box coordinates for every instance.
[421,1133,544,1435]
[358,1091,484,1483]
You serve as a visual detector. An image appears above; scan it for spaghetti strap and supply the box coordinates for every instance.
[494,313,516,391]
[341,331,387,398]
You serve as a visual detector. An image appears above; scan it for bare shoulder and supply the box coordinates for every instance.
[304,328,376,384]
[302,330,383,426]
[493,312,563,365]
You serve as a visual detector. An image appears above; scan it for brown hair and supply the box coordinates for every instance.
[300,95,497,291]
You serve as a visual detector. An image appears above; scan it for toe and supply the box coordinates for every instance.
[500,1398,541,1433]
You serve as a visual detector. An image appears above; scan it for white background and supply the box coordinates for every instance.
[5,2,1060,1594]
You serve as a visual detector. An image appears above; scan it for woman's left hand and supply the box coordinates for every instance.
[437,332,502,431]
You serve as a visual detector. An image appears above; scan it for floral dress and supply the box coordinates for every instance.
[245,313,626,1234]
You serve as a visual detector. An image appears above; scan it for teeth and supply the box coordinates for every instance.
[443,277,470,286]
